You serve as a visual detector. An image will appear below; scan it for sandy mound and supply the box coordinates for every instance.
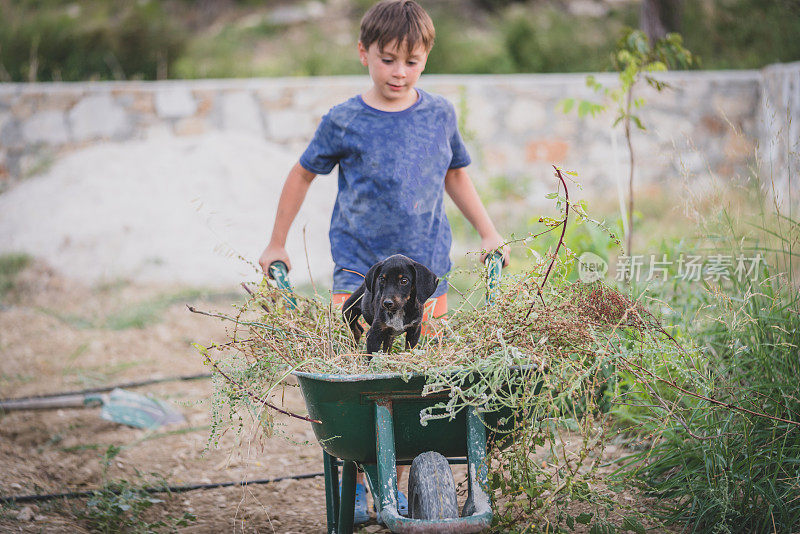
[0,132,337,288]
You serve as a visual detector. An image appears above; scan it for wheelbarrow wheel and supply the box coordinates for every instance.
[407,451,458,520]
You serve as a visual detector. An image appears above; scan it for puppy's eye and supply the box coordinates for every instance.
[399,277,409,286]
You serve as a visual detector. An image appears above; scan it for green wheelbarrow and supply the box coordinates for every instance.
[294,366,538,534]
[270,255,532,533]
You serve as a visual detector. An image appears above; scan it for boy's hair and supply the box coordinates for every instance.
[360,0,435,54]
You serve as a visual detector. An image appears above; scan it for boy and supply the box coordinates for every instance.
[258,0,508,523]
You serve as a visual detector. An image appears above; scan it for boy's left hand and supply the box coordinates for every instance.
[480,233,509,267]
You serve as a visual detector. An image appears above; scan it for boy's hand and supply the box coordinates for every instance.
[259,244,292,277]
[480,233,509,267]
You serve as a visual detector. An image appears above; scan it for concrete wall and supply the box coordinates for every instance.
[2,64,796,199]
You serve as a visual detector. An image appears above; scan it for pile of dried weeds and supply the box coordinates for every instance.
[191,260,659,419]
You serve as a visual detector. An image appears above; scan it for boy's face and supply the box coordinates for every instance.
[358,40,428,107]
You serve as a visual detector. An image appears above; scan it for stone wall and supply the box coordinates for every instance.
[760,62,800,209]
[1,64,796,200]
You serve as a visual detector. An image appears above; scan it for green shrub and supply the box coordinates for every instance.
[424,14,514,75]
[3,0,798,81]
[499,6,635,74]
[0,1,185,81]
[681,0,800,69]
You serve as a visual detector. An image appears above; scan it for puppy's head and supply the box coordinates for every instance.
[365,255,439,314]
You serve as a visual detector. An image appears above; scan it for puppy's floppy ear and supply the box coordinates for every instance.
[364,260,384,293]
[412,261,439,303]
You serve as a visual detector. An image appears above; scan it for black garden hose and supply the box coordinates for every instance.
[1,471,324,504]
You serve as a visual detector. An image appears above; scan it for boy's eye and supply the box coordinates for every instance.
[381,58,393,64]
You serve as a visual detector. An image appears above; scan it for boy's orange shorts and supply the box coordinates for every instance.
[332,293,447,337]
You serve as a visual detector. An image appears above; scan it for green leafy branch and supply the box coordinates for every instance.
[559,29,694,254]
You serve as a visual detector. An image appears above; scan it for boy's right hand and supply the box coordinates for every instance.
[259,244,291,277]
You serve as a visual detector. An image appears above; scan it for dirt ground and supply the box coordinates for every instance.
[0,262,666,533]
[0,262,328,532]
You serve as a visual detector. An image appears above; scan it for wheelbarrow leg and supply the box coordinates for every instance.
[465,407,491,516]
[323,451,340,534]
[338,460,358,534]
[374,399,400,516]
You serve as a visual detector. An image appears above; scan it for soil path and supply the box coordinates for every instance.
[0,263,357,533]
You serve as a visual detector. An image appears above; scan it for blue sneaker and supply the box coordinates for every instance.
[340,482,370,525]
[397,490,409,516]
[375,490,409,522]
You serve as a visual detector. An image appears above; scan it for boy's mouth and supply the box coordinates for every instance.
[387,83,405,91]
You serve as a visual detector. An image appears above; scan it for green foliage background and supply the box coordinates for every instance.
[1,0,799,81]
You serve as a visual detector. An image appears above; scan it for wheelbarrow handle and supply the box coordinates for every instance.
[268,261,297,310]
[485,250,504,305]
[268,261,291,288]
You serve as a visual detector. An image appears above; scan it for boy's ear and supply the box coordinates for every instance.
[364,260,384,293]
[412,261,439,304]
[358,41,369,67]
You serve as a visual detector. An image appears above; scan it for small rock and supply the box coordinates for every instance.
[363,525,383,533]
[34,514,47,521]
[10,482,22,491]
[16,506,34,521]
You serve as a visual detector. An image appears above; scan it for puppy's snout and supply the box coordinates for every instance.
[382,298,395,311]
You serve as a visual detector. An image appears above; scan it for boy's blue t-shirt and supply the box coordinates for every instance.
[299,89,471,297]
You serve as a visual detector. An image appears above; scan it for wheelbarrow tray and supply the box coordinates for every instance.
[294,368,535,463]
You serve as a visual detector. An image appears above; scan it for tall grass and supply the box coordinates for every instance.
[617,184,800,532]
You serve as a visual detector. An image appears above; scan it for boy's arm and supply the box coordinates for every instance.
[258,162,318,274]
[444,167,509,265]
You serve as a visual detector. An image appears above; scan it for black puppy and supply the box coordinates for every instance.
[342,254,439,355]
